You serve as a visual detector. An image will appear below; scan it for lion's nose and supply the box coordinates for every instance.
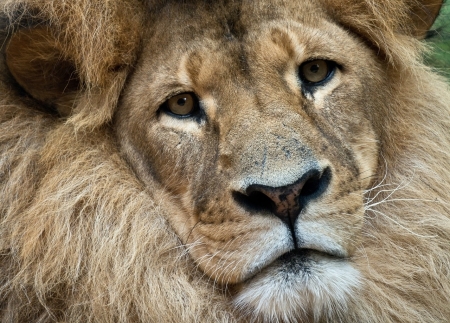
[235,167,331,229]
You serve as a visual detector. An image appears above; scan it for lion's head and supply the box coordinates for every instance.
[1,0,449,322]
[116,2,382,317]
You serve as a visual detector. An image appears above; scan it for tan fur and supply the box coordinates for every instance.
[1,0,449,322]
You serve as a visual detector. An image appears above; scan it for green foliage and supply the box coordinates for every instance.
[427,2,450,78]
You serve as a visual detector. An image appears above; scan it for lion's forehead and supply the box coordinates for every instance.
[146,0,347,67]
[147,0,324,38]
[139,8,367,115]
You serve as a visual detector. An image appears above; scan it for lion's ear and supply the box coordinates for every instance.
[325,0,444,39]
[410,0,443,38]
[6,27,80,117]
[322,0,444,63]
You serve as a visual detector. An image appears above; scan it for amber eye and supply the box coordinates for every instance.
[163,93,198,117]
[299,60,335,84]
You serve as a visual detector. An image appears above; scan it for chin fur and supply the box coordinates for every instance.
[233,256,361,323]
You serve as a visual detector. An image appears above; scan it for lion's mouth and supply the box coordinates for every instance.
[245,247,345,281]
[281,247,344,260]
[279,248,310,261]
[277,247,343,267]
[228,238,349,286]
[228,247,348,295]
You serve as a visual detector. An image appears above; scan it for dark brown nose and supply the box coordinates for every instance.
[235,167,331,231]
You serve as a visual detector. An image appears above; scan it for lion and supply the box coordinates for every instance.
[1,0,449,322]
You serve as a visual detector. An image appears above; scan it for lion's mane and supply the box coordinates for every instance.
[1,0,449,322]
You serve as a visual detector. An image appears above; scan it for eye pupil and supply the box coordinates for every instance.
[310,64,320,74]
[177,98,187,106]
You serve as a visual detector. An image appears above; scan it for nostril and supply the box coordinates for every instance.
[300,167,331,199]
[301,175,321,196]
[233,190,277,215]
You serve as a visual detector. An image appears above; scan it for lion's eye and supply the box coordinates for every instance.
[299,60,336,85]
[162,93,198,117]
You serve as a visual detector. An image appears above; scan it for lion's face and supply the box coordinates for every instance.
[116,0,382,319]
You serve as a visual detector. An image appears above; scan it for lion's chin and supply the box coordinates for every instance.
[232,250,360,323]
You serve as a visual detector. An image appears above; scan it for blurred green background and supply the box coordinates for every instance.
[427,2,450,78]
